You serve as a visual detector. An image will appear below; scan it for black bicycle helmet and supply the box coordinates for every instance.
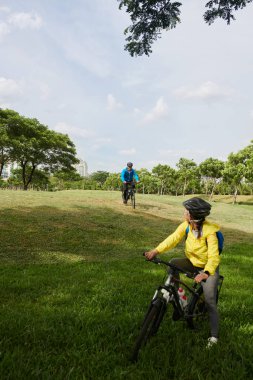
[127,162,133,167]
[183,197,211,220]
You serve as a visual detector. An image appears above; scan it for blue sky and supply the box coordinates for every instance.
[0,0,253,173]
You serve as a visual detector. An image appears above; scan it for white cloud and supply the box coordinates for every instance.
[141,97,168,125]
[57,32,112,78]
[106,93,122,111]
[119,148,136,155]
[0,77,23,100]
[133,107,141,115]
[96,137,112,144]
[175,81,234,101]
[54,122,95,139]
[8,12,42,29]
[250,110,253,119]
[158,149,206,158]
[0,10,42,41]
[90,137,112,151]
[0,6,10,13]
[122,76,146,88]
[0,22,10,40]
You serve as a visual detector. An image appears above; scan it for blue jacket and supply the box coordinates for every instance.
[121,168,139,182]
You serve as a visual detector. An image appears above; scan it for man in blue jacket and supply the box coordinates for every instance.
[121,162,139,204]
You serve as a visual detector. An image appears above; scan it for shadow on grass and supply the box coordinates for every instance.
[238,201,253,206]
[0,205,171,265]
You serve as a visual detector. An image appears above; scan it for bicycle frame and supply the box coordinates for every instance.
[149,257,224,319]
[149,258,207,320]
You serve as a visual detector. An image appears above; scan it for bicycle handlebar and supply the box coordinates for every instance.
[143,253,203,280]
[150,257,196,278]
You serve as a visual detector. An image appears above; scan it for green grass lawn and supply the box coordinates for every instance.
[0,190,252,380]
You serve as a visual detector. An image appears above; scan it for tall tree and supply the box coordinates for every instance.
[0,109,19,176]
[1,109,79,190]
[222,152,246,204]
[240,140,253,192]
[138,168,152,194]
[152,164,176,195]
[90,171,110,186]
[176,157,198,196]
[118,0,253,56]
[199,157,225,200]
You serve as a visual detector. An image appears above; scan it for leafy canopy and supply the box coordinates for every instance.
[0,108,79,190]
[118,0,253,56]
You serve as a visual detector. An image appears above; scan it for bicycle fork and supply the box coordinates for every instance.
[151,273,184,316]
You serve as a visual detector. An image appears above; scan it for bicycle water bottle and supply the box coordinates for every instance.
[178,287,188,308]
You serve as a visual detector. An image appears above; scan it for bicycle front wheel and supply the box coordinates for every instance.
[131,299,166,362]
[131,193,135,209]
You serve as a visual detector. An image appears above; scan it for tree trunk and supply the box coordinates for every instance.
[22,162,27,190]
[209,183,216,201]
[22,162,36,190]
[233,187,238,204]
[183,178,187,197]
[205,181,208,195]
[0,162,4,177]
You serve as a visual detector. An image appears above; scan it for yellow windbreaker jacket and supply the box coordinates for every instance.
[155,220,220,275]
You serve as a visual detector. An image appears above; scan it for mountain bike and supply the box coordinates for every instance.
[122,182,136,209]
[131,257,224,362]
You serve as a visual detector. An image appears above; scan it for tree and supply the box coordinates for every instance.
[152,164,176,195]
[9,167,50,190]
[199,158,225,200]
[90,171,110,186]
[0,109,19,176]
[240,140,253,193]
[103,173,122,190]
[138,168,152,193]
[176,158,198,196]
[118,0,253,56]
[1,109,79,190]
[222,152,246,204]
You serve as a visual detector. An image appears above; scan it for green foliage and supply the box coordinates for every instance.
[118,0,181,56]
[90,171,110,185]
[199,158,225,199]
[152,164,177,195]
[0,108,79,190]
[176,157,199,196]
[0,109,20,176]
[103,173,122,190]
[204,0,253,25]
[118,0,253,56]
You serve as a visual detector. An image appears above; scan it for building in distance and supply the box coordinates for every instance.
[74,159,88,177]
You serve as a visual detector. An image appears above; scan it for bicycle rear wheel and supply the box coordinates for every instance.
[131,299,166,362]
[187,280,222,329]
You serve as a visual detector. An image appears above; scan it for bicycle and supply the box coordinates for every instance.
[122,181,136,209]
[131,257,224,362]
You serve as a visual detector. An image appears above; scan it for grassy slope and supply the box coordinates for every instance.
[0,190,252,380]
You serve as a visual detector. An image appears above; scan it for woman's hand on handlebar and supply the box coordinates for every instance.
[144,249,159,261]
[194,272,209,283]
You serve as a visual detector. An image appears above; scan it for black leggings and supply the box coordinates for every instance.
[122,182,135,200]
[170,257,219,338]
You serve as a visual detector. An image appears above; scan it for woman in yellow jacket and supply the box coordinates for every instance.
[145,197,221,348]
